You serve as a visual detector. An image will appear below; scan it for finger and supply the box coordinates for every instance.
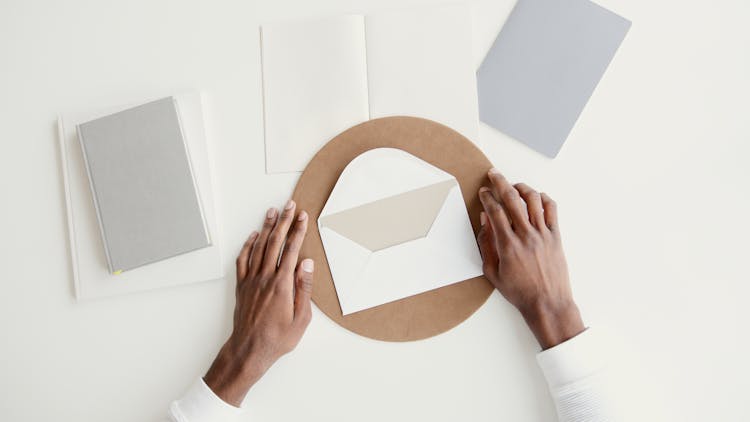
[262,199,297,274]
[479,187,513,245]
[278,210,309,282]
[514,183,545,231]
[487,168,531,231]
[249,207,278,278]
[540,193,559,232]
[292,259,314,328]
[236,231,258,283]
[476,212,499,276]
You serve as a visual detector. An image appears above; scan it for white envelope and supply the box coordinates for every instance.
[318,148,483,315]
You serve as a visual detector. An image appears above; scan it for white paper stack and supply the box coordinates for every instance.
[58,93,224,300]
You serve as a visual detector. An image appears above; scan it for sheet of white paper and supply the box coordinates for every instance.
[261,16,370,173]
[59,93,224,300]
[318,148,482,315]
[365,5,479,141]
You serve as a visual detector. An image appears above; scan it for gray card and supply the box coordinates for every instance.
[77,97,210,273]
[477,0,631,157]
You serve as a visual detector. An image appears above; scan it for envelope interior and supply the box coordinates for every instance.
[319,179,457,251]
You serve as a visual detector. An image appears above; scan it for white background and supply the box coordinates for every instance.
[1,0,748,421]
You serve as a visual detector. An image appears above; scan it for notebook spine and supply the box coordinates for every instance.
[76,127,117,274]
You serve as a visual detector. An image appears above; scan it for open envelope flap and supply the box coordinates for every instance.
[320,148,455,216]
[319,179,456,251]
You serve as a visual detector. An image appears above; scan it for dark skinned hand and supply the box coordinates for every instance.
[204,199,314,406]
[477,168,585,350]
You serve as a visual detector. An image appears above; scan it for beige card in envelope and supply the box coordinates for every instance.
[318,148,483,315]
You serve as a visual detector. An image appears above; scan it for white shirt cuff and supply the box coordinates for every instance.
[536,328,607,389]
[169,378,244,422]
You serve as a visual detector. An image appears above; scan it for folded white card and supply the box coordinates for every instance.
[318,148,483,315]
[261,5,478,173]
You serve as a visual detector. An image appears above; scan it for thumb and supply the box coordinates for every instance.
[293,258,314,326]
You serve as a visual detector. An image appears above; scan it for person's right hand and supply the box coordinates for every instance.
[204,199,313,406]
[476,168,585,350]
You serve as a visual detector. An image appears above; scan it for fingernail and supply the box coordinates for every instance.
[480,212,487,226]
[479,186,490,194]
[302,259,314,273]
[285,199,295,210]
[298,210,308,221]
[249,230,258,239]
[488,167,500,175]
[266,208,277,219]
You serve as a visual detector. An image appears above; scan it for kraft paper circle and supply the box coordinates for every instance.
[292,116,494,342]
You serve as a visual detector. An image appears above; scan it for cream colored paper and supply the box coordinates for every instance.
[365,6,478,140]
[261,16,370,173]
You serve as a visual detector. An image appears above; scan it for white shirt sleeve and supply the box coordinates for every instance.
[167,378,244,422]
[537,328,619,422]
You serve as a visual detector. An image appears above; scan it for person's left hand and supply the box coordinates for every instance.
[204,199,314,407]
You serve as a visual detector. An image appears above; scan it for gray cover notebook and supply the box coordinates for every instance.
[477,0,631,157]
[77,97,210,273]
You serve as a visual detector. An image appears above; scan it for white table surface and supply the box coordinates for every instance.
[1,0,748,421]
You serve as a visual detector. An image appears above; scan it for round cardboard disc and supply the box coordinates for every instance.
[292,116,494,342]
